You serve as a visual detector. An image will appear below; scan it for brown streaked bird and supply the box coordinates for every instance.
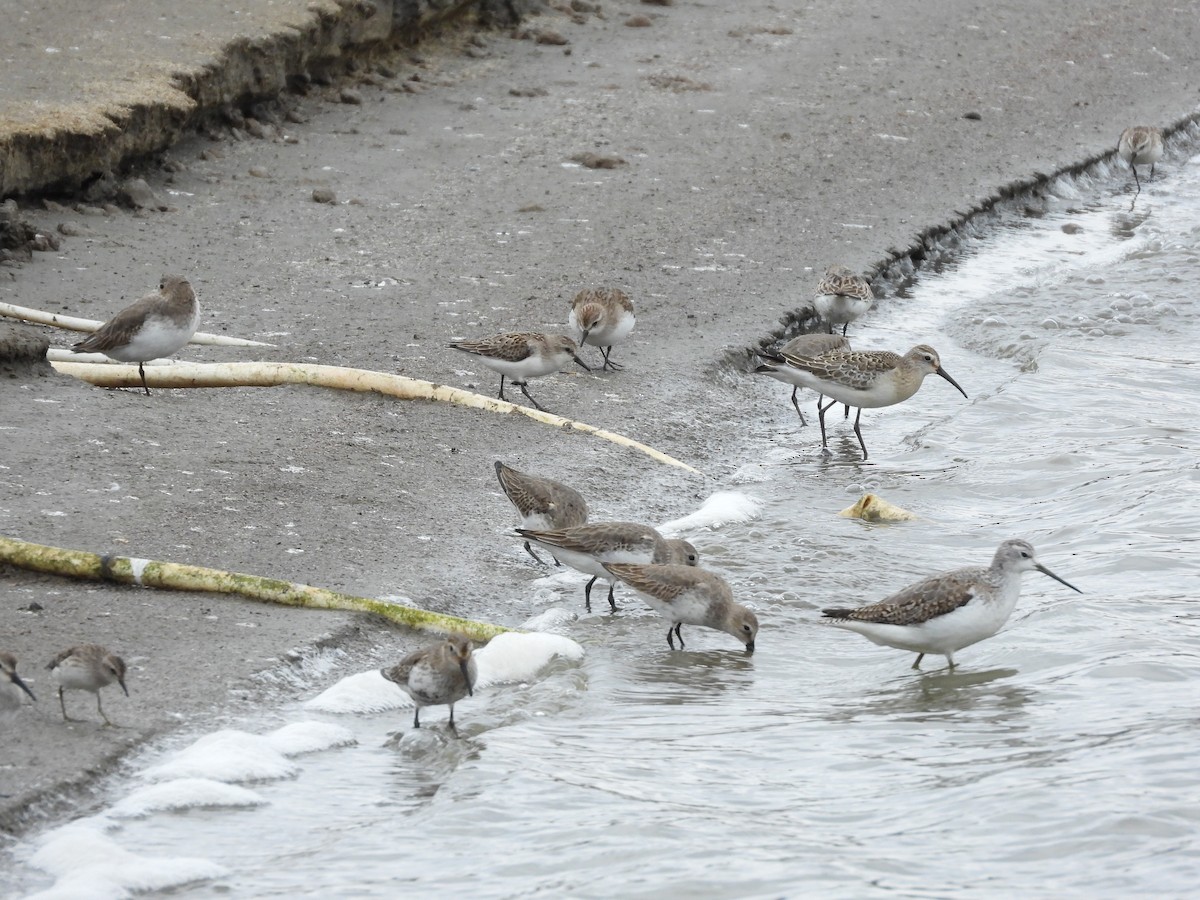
[494,460,589,566]
[760,343,968,460]
[602,563,759,652]
[0,652,37,712]
[381,634,477,730]
[754,332,851,427]
[449,332,591,412]
[822,538,1082,670]
[568,287,636,372]
[1117,125,1164,193]
[516,522,699,613]
[812,265,874,337]
[47,644,129,726]
[71,275,199,395]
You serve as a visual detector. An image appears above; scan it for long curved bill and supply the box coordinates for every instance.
[12,673,36,702]
[1036,563,1082,594]
[936,366,969,399]
[460,659,475,696]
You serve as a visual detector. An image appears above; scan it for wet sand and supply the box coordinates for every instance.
[2,0,1198,836]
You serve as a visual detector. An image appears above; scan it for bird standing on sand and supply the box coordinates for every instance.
[47,644,129,726]
[71,275,199,395]
[603,563,759,652]
[822,539,1081,669]
[568,287,636,372]
[754,332,850,426]
[381,634,477,730]
[0,652,37,712]
[450,332,591,412]
[760,343,968,460]
[494,461,588,566]
[1117,125,1164,193]
[517,522,699,613]
[813,265,873,336]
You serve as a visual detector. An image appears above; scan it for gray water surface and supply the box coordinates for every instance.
[7,154,1200,898]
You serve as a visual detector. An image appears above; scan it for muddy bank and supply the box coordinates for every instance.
[3,0,1199,842]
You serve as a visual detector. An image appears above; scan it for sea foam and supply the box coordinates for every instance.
[657,490,762,534]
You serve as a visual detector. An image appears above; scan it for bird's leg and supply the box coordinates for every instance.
[97,692,113,727]
[818,398,837,451]
[851,408,869,460]
[498,375,508,402]
[523,541,549,566]
[448,705,457,732]
[841,323,849,338]
[666,625,676,650]
[58,686,73,722]
[516,381,547,412]
[584,576,598,612]
[789,387,808,427]
[601,347,623,372]
[138,362,151,396]
[946,653,957,670]
[413,708,421,728]
[1149,163,1156,181]
[606,582,618,613]
[911,653,924,670]
[1131,165,1142,194]
[674,623,685,649]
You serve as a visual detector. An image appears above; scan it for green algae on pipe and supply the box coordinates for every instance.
[0,535,509,643]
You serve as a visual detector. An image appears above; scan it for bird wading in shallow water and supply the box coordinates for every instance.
[760,343,968,460]
[822,539,1082,670]
[381,634,477,730]
[754,332,851,427]
[71,275,199,395]
[1117,125,1164,193]
[603,562,759,652]
[812,265,874,337]
[449,332,590,412]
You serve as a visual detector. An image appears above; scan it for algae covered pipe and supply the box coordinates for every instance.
[0,536,509,643]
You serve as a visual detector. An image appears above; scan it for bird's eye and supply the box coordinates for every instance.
[1020,551,1030,558]
[743,624,752,633]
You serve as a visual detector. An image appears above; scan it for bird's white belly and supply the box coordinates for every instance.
[543,544,654,580]
[786,370,919,409]
[813,293,869,325]
[476,353,565,380]
[51,660,101,692]
[106,312,199,362]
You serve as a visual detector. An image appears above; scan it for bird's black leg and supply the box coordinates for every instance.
[601,347,624,372]
[911,653,924,670]
[138,362,151,396]
[523,541,549,566]
[498,375,508,402]
[666,625,676,650]
[818,398,837,451]
[606,582,617,613]
[516,380,547,412]
[674,623,685,649]
[584,576,597,612]
[789,387,808,426]
[413,708,421,728]
[852,408,869,460]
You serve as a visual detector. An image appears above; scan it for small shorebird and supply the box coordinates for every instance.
[754,332,850,426]
[450,332,591,412]
[381,634,477,730]
[568,287,636,372]
[813,265,874,336]
[46,644,129,725]
[71,275,199,395]
[1117,125,1164,193]
[0,652,37,712]
[822,539,1081,670]
[762,343,968,460]
[516,522,699,613]
[603,563,758,652]
[494,461,588,566]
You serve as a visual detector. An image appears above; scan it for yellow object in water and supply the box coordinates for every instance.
[839,493,918,523]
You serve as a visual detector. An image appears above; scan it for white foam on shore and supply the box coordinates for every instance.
[518,607,578,633]
[108,779,266,818]
[26,819,226,900]
[141,730,299,783]
[657,490,762,534]
[264,720,357,755]
[304,631,584,713]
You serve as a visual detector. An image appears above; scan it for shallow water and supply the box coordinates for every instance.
[5,153,1200,897]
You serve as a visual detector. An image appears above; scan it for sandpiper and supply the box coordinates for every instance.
[813,265,874,337]
[381,634,477,730]
[494,461,589,566]
[516,522,699,613]
[568,287,636,372]
[1117,125,1164,193]
[71,275,199,395]
[0,652,37,712]
[754,332,850,426]
[822,539,1081,670]
[767,343,968,460]
[46,644,129,726]
[602,563,758,652]
[450,332,591,412]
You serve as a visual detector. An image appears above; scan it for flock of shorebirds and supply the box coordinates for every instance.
[4,126,1159,730]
